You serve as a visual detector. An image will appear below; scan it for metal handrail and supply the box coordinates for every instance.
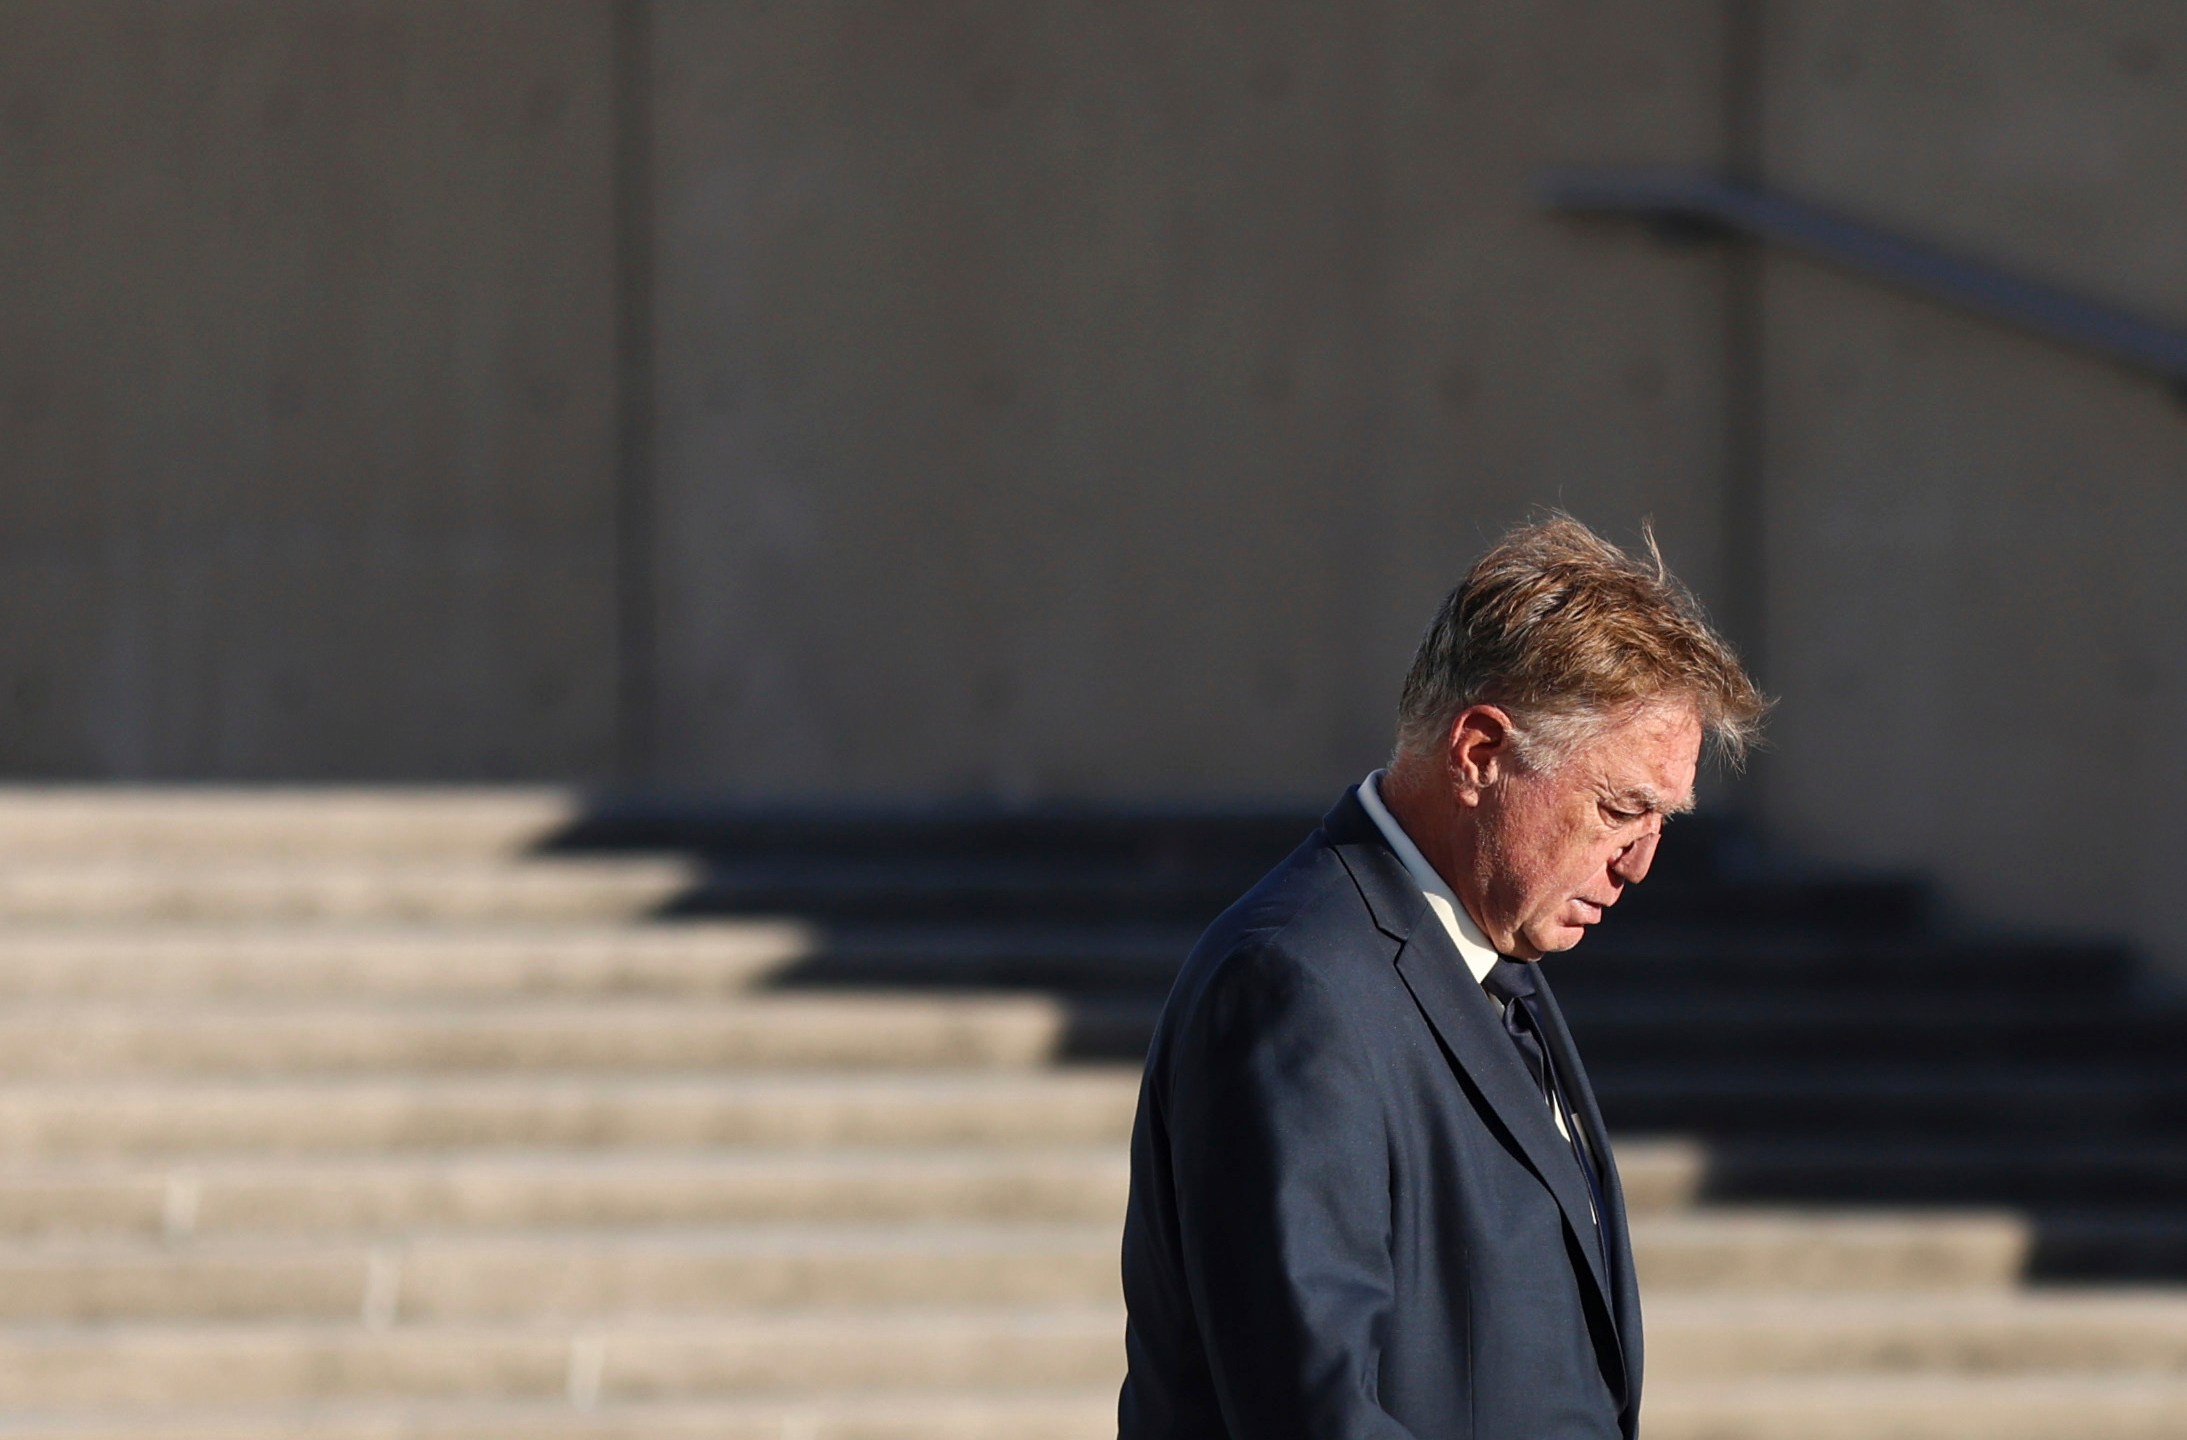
[1538,166,2187,399]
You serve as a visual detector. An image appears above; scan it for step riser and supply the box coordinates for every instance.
[0,794,579,859]
[1557,947,2130,990]
[16,1013,2187,1078]
[0,1007,1153,1078]
[0,923,1203,1000]
[673,889,1238,926]
[1634,1220,2030,1293]
[1569,1030,2187,1066]
[21,1018,2187,1079]
[1641,1385,2187,1440]
[0,1220,2033,1322]
[0,1321,1126,1406]
[1597,1089,2187,1136]
[0,1145,1700,1239]
[0,1397,1123,1439]
[11,1390,2187,1440]
[0,941,2119,1002]
[1650,1321,2187,1379]
[0,929,821,999]
[0,1245,1127,1322]
[0,869,693,924]
[0,1083,1144,1156]
[2033,1231,2187,1283]
[0,1163,1133,1237]
[24,1305,2187,1407]
[1697,1163,2187,1208]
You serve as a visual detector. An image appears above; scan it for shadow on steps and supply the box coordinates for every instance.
[540,797,2187,1283]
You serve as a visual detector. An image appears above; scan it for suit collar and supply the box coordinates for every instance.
[1321,786,1423,942]
[1325,787,1629,1400]
[1354,769,1501,985]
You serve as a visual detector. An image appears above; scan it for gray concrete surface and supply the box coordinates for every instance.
[1753,1,2187,966]
[0,1,620,779]
[5,2,2186,964]
[647,0,1732,799]
[0,787,2168,1435]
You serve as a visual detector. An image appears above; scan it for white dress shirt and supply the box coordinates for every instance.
[1357,770,1502,986]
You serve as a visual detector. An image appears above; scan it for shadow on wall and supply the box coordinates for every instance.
[539,799,2180,1283]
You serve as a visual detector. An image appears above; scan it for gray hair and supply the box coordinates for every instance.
[1393,514,1766,771]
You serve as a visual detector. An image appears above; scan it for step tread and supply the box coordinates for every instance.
[0,1207,2031,1251]
[0,1146,1139,1236]
[0,994,1152,1076]
[5,1378,2187,1440]
[0,1392,1120,1440]
[0,1072,1146,1156]
[0,923,1194,997]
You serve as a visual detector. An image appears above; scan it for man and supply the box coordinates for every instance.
[1118,514,1766,1440]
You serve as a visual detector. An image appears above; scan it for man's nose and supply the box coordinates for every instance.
[1612,827,1660,885]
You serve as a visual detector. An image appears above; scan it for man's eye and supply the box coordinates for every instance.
[1603,806,1641,824]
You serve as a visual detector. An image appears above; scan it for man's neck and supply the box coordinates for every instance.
[1378,761,1470,898]
[1359,770,1505,983]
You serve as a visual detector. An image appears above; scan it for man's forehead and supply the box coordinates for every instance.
[1598,775,1696,815]
[1579,709,1702,811]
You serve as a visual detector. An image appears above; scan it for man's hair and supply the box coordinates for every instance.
[1394,513,1767,770]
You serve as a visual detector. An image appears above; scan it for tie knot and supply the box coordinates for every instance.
[1480,956,1539,1006]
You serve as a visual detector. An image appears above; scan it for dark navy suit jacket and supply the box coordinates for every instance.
[1118,789,1641,1440]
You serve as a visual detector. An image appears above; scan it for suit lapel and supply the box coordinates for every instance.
[1324,794,1620,1338]
[1534,972,1642,1414]
[1388,928,1619,1315]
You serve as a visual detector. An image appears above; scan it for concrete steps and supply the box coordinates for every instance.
[1553,997,2187,1065]
[0,996,1155,1076]
[0,922,1210,998]
[0,1137,1709,1235]
[0,792,577,859]
[1646,1292,2187,1377]
[0,788,2168,1437]
[0,925,826,999]
[0,1393,1124,1440]
[1596,1064,2187,1137]
[0,1292,2182,1408]
[0,860,694,924]
[0,1385,2185,1440]
[1639,1375,2187,1440]
[0,1211,2066,1324]
[0,1073,1148,1156]
[0,1150,1139,1236]
[1686,1138,2187,1207]
[0,1311,1130,1406]
[0,918,2112,1001]
[0,1226,1129,1322]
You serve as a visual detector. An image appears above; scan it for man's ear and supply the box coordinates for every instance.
[1445,705,1514,804]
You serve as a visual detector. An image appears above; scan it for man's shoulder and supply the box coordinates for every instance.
[1164,818,1402,1021]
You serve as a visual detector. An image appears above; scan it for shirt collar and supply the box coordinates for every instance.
[1358,770,1504,986]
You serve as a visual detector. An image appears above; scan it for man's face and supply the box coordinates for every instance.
[1468,703,1702,960]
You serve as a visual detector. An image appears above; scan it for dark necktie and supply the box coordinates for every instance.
[1481,956,1607,1258]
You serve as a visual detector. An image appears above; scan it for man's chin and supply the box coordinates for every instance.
[1527,924,1590,956]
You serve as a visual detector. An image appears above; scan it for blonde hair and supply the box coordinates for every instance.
[1395,513,1767,770]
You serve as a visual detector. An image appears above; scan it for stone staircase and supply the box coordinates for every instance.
[0,792,2175,1437]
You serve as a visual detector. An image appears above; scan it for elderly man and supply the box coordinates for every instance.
[1118,515,1766,1440]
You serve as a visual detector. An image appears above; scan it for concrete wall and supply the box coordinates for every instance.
[647,0,1733,800]
[0,1,620,778]
[1750,1,2187,962]
[9,2,2187,961]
